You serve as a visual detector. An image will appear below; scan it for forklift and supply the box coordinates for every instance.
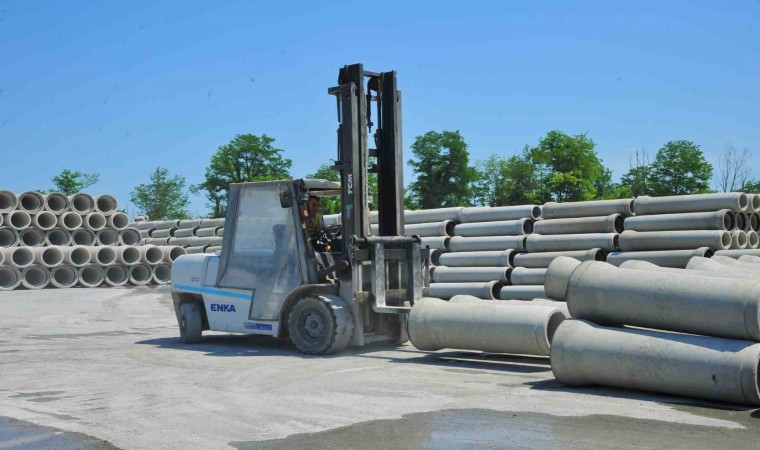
[170,64,430,354]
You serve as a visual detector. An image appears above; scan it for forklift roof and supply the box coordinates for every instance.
[229,178,341,197]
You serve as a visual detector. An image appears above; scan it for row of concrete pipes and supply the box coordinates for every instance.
[0,190,120,216]
[132,218,225,254]
[0,226,141,248]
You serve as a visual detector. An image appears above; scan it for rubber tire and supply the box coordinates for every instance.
[179,302,203,344]
[288,296,353,355]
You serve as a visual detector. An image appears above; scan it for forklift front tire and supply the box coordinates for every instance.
[179,302,203,344]
[288,296,353,355]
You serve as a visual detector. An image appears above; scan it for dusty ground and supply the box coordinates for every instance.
[0,286,758,449]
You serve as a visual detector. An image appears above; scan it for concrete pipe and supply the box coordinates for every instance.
[43,192,70,214]
[373,220,456,237]
[634,192,748,215]
[216,228,224,237]
[620,259,758,281]
[113,246,141,266]
[153,220,180,230]
[134,221,157,231]
[735,212,746,232]
[512,249,605,269]
[428,281,501,300]
[605,247,714,268]
[499,285,547,300]
[550,320,760,406]
[50,265,78,288]
[408,297,564,356]
[71,229,96,246]
[146,237,171,246]
[525,233,619,253]
[533,214,623,235]
[167,237,190,246]
[61,246,92,267]
[205,246,222,253]
[21,265,51,289]
[0,190,18,214]
[152,264,172,284]
[731,230,748,249]
[83,212,107,231]
[737,212,751,232]
[0,266,22,290]
[119,228,142,246]
[714,249,760,258]
[448,295,571,319]
[185,246,206,254]
[177,219,202,229]
[508,267,547,285]
[0,227,19,247]
[0,214,2,227]
[57,211,83,231]
[188,237,214,247]
[20,228,45,247]
[431,266,510,283]
[199,218,225,228]
[375,207,463,225]
[749,213,759,232]
[618,230,731,252]
[172,227,197,238]
[551,259,760,341]
[749,193,760,213]
[69,193,95,214]
[437,249,514,268]
[78,265,105,288]
[624,209,733,232]
[208,237,223,246]
[45,229,72,247]
[155,245,186,263]
[139,245,164,265]
[449,236,527,253]
[4,210,32,230]
[543,256,582,301]
[685,256,760,277]
[459,205,542,223]
[32,246,64,268]
[107,212,130,231]
[104,265,130,287]
[542,199,634,220]
[453,218,533,237]
[193,227,217,237]
[88,246,116,266]
[96,229,120,246]
[129,264,153,285]
[711,255,760,272]
[419,236,450,251]
[739,255,760,265]
[94,194,118,215]
[17,191,45,214]
[138,229,151,238]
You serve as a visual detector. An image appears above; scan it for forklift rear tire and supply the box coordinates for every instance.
[179,302,203,344]
[288,296,353,354]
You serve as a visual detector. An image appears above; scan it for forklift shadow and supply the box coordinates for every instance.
[136,334,309,358]
[356,349,552,374]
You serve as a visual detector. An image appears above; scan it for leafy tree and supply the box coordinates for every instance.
[130,167,190,220]
[50,169,100,195]
[715,144,752,192]
[619,148,652,197]
[406,130,476,208]
[191,134,292,217]
[594,168,629,200]
[648,140,713,196]
[741,179,760,193]
[473,154,541,206]
[307,162,341,214]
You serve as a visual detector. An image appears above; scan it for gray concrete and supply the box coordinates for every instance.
[0,287,759,449]
[605,247,713,268]
[731,230,748,249]
[453,218,532,237]
[372,221,455,237]
[459,205,541,222]
[532,214,623,235]
[715,248,760,257]
[0,189,19,213]
[448,235,526,252]
[200,218,226,228]
[634,192,748,215]
[119,229,142,246]
[431,266,510,283]
[618,230,731,251]
[618,260,756,281]
[69,193,95,214]
[748,230,760,249]
[508,267,547,285]
[512,248,605,268]
[624,209,733,232]
[436,249,514,267]
[418,236,450,251]
[525,233,619,253]
[686,256,760,277]
[428,281,500,299]
[711,255,760,271]
[499,285,547,300]
[542,199,634,219]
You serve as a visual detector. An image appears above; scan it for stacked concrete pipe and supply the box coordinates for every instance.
[131,217,225,254]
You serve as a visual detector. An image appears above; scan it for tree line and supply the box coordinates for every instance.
[46,131,758,220]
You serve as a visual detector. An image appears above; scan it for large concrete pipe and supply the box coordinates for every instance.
[459,205,542,223]
[57,211,83,231]
[17,191,45,214]
[129,264,153,285]
[735,212,746,232]
[738,212,751,232]
[205,246,222,253]
[618,230,731,251]
[200,218,226,228]
[549,259,760,341]
[43,192,70,214]
[711,255,760,272]
[78,265,105,288]
[449,236,527,253]
[83,212,107,231]
[133,221,157,230]
[418,236,450,251]
[139,245,164,265]
[69,193,95,214]
[0,266,22,290]
[749,213,759,232]
[113,246,141,266]
[542,199,634,219]
[88,246,116,266]
[208,237,223,246]
[216,228,224,237]
[605,247,714,268]
[685,256,760,277]
[45,228,72,246]
[750,231,760,250]
[172,227,197,238]
[96,229,120,246]
[4,210,32,230]
[634,192,748,215]
[147,237,171,246]
[739,255,760,265]
[448,295,571,319]
[525,233,619,253]
[372,220,456,237]
[71,229,96,246]
[731,230,748,249]
[714,249,760,258]
[94,194,118,215]
[437,249,514,268]
[30,212,56,233]
[185,246,206,254]
[0,190,18,214]
[428,281,501,300]
[408,297,565,356]
[499,285,547,300]
[138,229,151,238]
[188,237,215,247]
[619,259,756,281]
[533,214,623,235]
[551,320,760,406]
[61,246,92,267]
[624,209,733,232]
[431,266,510,283]
[20,228,45,247]
[154,220,180,230]
[119,228,141,246]
[155,245,186,263]
[152,264,172,284]
[543,256,582,301]
[453,218,533,237]
[105,265,130,287]
[50,265,78,288]
[107,212,129,231]
[32,246,64,268]
[177,219,202,229]
[750,193,760,212]
[508,267,547,285]
[512,249,605,269]
[371,207,463,225]
[150,228,175,239]
[0,227,19,247]
[21,265,51,289]
[192,227,216,237]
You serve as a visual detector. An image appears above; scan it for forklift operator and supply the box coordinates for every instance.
[304,195,324,239]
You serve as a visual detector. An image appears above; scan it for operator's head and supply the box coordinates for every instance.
[307,195,321,216]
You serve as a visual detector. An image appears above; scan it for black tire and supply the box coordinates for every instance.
[179,302,203,344]
[288,296,353,354]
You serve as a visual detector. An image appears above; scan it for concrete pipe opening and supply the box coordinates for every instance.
[46,229,71,246]
[752,195,760,212]
[724,211,735,230]
[751,214,759,232]
[627,199,635,215]
[592,249,606,261]
[530,206,542,220]
[430,249,441,266]
[68,246,91,266]
[105,265,129,286]
[95,195,117,215]
[152,264,171,284]
[0,190,18,213]
[84,212,107,231]
[166,246,186,262]
[120,247,141,265]
[444,221,456,236]
[44,192,69,214]
[10,248,34,268]
[546,311,565,344]
[120,229,141,246]
[108,212,129,230]
[70,193,95,214]
[22,266,50,289]
[721,231,733,248]
[703,248,715,258]
[79,265,105,288]
[143,247,164,265]
[72,229,95,246]
[612,216,624,234]
[38,247,64,267]
[58,212,83,230]
[6,210,32,230]
[738,193,749,211]
[748,232,760,249]
[18,191,44,213]
[612,234,620,251]
[0,228,19,247]
[0,267,22,290]
[522,220,534,234]
[51,266,78,288]
[20,229,45,247]
[733,231,748,249]
[33,211,57,230]
[97,229,119,246]
[95,247,117,266]
[129,264,152,285]
[736,213,746,231]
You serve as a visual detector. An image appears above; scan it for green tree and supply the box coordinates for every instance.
[406,130,476,208]
[619,149,652,197]
[742,180,760,193]
[648,140,713,196]
[50,169,100,195]
[191,134,292,217]
[473,154,540,206]
[307,162,341,214]
[131,167,190,220]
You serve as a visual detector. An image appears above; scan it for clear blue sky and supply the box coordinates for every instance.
[1,1,758,217]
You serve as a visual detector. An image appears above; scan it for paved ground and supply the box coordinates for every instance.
[0,286,758,449]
